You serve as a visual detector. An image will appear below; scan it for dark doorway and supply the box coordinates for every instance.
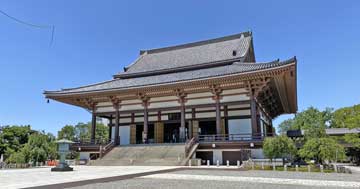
[222,151,242,165]
[136,124,154,144]
[164,122,189,143]
[196,151,213,165]
[199,120,216,135]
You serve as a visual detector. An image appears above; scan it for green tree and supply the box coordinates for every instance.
[331,104,360,148]
[292,107,332,139]
[23,132,57,164]
[277,119,294,134]
[298,137,346,164]
[74,122,89,141]
[263,135,297,165]
[57,125,76,140]
[6,151,26,164]
[0,125,33,159]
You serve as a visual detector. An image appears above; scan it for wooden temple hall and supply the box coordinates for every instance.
[44,31,297,164]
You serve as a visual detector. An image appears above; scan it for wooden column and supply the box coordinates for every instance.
[211,85,222,136]
[114,105,120,145]
[180,97,186,142]
[215,96,221,135]
[250,93,258,136]
[143,100,149,143]
[176,90,187,142]
[108,115,113,142]
[90,110,96,144]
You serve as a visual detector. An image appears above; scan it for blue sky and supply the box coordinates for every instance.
[0,1,359,135]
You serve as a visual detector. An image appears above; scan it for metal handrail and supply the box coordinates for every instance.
[185,137,197,156]
[72,138,112,146]
[198,133,273,142]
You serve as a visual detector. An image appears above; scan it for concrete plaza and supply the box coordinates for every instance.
[0,166,177,189]
[1,166,360,188]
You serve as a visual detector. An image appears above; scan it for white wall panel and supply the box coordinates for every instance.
[150,96,178,102]
[95,107,115,113]
[119,118,131,124]
[187,92,212,98]
[149,116,157,122]
[221,94,250,103]
[120,104,143,111]
[228,110,251,116]
[196,112,216,118]
[149,101,179,109]
[186,98,213,105]
[222,88,247,95]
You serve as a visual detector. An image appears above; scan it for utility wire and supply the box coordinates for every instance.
[0,9,55,46]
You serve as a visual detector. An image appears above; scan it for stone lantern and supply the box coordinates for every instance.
[51,139,74,172]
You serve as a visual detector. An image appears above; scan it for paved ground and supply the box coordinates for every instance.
[0,166,177,189]
[1,166,360,189]
[69,169,360,189]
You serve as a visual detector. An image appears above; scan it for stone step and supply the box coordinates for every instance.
[92,144,186,166]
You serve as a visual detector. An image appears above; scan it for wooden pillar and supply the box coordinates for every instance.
[188,120,193,139]
[115,106,120,145]
[250,94,258,136]
[108,115,113,142]
[211,86,222,136]
[90,111,96,144]
[143,100,149,143]
[215,95,221,135]
[180,97,186,142]
[221,118,226,135]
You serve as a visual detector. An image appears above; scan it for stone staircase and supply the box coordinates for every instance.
[91,143,191,166]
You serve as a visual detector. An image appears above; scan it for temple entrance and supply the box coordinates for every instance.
[163,122,189,143]
[135,124,154,144]
[198,120,216,135]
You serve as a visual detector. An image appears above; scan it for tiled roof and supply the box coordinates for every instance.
[44,57,296,96]
[118,32,252,75]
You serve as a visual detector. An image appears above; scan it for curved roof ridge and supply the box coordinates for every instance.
[142,31,252,54]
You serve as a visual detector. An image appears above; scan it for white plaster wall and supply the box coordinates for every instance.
[119,118,132,124]
[227,110,251,116]
[213,150,223,165]
[134,117,144,122]
[96,107,115,113]
[187,92,212,98]
[228,104,250,109]
[222,88,247,95]
[149,101,179,109]
[196,112,216,118]
[148,116,157,122]
[150,96,178,102]
[186,98,212,105]
[221,94,250,103]
[120,104,143,111]
[185,113,192,119]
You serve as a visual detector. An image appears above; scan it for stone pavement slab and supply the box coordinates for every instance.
[0,166,178,189]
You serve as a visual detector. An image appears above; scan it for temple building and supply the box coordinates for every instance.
[44,31,297,165]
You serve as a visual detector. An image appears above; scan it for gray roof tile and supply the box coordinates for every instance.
[44,58,296,95]
[120,32,252,75]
